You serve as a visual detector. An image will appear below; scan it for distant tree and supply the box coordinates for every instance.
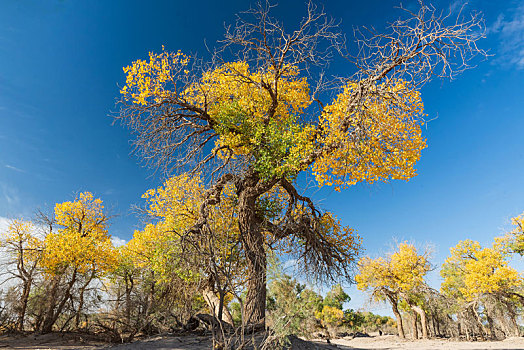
[39,192,116,333]
[116,0,485,326]
[266,274,322,344]
[323,284,350,310]
[0,220,43,331]
[124,174,242,329]
[441,239,523,339]
[356,243,431,339]
[497,212,524,256]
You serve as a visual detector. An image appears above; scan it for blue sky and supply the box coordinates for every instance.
[1,0,523,313]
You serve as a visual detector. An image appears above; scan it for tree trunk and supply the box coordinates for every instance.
[471,305,487,340]
[40,276,60,333]
[411,305,428,339]
[203,284,234,326]
[386,294,405,338]
[17,278,32,331]
[238,181,266,327]
[411,310,418,340]
[41,269,77,334]
[125,273,133,327]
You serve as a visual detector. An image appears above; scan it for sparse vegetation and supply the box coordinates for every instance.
[4,1,522,350]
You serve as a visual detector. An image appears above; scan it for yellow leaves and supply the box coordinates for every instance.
[497,212,524,255]
[441,239,522,302]
[54,192,107,238]
[125,174,242,282]
[183,61,313,174]
[313,80,427,190]
[319,213,362,263]
[42,192,117,276]
[1,219,42,263]
[121,49,428,186]
[121,48,190,105]
[356,242,430,297]
[316,305,344,327]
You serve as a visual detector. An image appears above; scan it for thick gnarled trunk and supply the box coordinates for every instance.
[237,178,266,328]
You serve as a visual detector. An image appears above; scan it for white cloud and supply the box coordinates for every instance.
[5,164,25,173]
[0,216,10,232]
[488,5,524,69]
[282,258,297,272]
[111,236,127,247]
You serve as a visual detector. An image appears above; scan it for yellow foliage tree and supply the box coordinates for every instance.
[116,3,484,325]
[124,174,242,325]
[441,239,523,337]
[356,243,431,339]
[495,212,524,256]
[0,219,43,331]
[39,192,117,333]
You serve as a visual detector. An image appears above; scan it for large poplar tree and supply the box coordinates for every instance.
[116,1,485,326]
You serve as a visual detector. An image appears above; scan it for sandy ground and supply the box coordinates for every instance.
[332,335,524,349]
[2,334,524,350]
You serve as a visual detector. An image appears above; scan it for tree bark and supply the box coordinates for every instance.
[41,269,78,334]
[411,305,428,339]
[125,273,133,327]
[237,176,266,327]
[17,278,32,331]
[203,284,234,326]
[411,310,418,340]
[386,293,405,338]
[471,305,487,340]
[75,272,94,329]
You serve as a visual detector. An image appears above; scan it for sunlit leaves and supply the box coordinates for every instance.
[126,174,242,284]
[120,52,426,187]
[313,81,426,190]
[356,243,430,298]
[441,239,522,302]
[121,48,190,106]
[42,192,116,276]
[1,219,42,264]
[496,212,524,255]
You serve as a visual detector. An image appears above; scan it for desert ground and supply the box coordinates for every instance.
[2,333,524,350]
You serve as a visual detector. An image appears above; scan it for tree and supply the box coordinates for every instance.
[0,219,43,331]
[497,212,524,256]
[116,1,485,326]
[266,274,322,345]
[135,174,243,325]
[39,192,117,333]
[441,239,523,338]
[356,242,431,339]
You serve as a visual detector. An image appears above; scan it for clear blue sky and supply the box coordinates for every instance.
[1,0,523,313]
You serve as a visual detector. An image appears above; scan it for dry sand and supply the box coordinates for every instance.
[2,333,524,350]
[332,335,524,349]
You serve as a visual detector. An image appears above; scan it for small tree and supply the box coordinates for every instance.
[441,239,523,339]
[0,219,43,331]
[39,192,117,333]
[356,242,431,339]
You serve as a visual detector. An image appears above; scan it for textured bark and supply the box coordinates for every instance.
[386,293,405,338]
[411,310,418,340]
[75,272,94,329]
[472,305,487,340]
[203,284,234,326]
[411,305,428,339]
[16,278,32,331]
[237,175,267,327]
[125,273,133,327]
[41,269,77,334]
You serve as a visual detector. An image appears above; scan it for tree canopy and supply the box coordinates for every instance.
[116,1,485,326]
